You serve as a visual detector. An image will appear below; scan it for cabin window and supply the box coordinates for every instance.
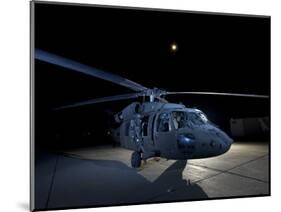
[125,122,130,136]
[172,111,186,129]
[157,113,171,132]
[135,103,141,113]
[142,116,149,136]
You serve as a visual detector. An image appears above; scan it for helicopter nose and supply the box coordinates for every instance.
[216,129,233,153]
[221,138,232,153]
[209,127,233,154]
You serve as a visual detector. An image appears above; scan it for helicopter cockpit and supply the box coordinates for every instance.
[188,111,209,125]
[171,110,209,129]
[171,112,186,129]
[156,110,209,133]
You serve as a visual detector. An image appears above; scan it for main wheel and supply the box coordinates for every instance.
[131,151,142,168]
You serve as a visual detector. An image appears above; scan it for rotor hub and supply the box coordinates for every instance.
[141,88,166,102]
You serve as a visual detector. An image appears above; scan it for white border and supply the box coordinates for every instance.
[0,0,280,212]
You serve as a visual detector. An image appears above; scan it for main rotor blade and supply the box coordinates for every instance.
[35,49,147,92]
[156,97,169,103]
[165,92,269,98]
[55,93,140,110]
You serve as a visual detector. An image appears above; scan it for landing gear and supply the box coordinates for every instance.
[131,151,142,168]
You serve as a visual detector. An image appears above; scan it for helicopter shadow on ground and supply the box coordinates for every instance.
[138,159,209,202]
[46,153,208,209]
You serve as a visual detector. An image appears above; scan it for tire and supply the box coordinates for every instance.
[131,151,142,168]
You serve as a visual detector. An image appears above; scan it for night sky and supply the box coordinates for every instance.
[34,2,270,147]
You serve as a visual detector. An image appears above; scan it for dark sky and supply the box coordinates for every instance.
[34,2,270,145]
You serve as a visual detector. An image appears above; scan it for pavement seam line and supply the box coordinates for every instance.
[45,154,60,209]
[189,154,268,184]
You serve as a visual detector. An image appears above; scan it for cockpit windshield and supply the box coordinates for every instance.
[171,111,208,129]
[188,112,208,125]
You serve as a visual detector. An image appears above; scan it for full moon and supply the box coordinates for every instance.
[171,43,178,52]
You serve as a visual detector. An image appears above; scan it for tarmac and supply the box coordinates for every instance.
[35,141,270,210]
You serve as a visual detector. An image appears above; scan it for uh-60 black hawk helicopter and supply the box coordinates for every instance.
[35,49,269,168]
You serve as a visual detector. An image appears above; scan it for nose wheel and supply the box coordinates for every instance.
[131,151,142,168]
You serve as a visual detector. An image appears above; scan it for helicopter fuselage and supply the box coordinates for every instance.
[112,102,233,161]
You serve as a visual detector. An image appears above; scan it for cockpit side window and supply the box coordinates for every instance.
[157,113,171,132]
[172,111,186,129]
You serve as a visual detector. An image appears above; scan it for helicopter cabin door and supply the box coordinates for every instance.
[120,120,139,151]
[154,112,177,158]
[141,115,155,152]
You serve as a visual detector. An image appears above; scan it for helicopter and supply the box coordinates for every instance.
[35,49,269,168]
